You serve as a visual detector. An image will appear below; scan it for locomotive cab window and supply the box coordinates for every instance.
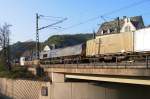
[43,54,48,58]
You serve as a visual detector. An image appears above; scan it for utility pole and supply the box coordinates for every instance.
[36,13,67,60]
[36,13,40,60]
[35,13,67,76]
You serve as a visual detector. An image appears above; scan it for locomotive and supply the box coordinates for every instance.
[40,44,86,64]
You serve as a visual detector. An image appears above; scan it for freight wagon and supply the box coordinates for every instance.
[86,28,150,61]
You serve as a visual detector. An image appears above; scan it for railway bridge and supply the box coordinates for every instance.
[28,62,150,85]
[26,63,150,99]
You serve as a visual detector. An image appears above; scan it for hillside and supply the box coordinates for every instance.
[10,41,36,59]
[10,33,93,59]
[44,33,93,48]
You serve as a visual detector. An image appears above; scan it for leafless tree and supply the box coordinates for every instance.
[0,23,12,71]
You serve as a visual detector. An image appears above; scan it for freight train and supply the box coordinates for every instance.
[22,27,150,66]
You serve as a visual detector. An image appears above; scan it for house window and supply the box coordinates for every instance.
[107,29,110,34]
[101,30,104,35]
[102,30,107,34]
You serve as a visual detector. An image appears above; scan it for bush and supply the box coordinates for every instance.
[9,67,35,79]
[0,66,35,79]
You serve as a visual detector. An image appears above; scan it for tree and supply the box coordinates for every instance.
[0,23,12,71]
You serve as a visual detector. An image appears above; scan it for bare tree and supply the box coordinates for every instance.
[0,23,12,71]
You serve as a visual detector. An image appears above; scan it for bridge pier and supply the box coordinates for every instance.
[50,73,65,83]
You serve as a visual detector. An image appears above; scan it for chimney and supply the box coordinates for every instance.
[117,17,120,33]
[93,30,96,39]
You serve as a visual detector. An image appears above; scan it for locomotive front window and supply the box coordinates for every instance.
[43,54,48,58]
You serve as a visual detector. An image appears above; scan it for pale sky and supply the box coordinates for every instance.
[0,0,150,43]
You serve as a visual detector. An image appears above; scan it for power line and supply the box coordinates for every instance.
[35,13,67,60]
[140,12,150,16]
[39,18,61,21]
[39,15,64,19]
[57,0,150,32]
[102,0,150,16]
[100,16,107,22]
[38,18,67,30]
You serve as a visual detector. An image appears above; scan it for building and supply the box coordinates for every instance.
[21,50,36,61]
[40,44,55,59]
[97,16,145,36]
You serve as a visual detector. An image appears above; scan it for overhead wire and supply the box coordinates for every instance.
[56,0,150,32]
[39,15,65,19]
[101,0,150,16]
[39,17,61,21]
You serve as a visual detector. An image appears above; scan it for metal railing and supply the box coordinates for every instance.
[42,60,150,69]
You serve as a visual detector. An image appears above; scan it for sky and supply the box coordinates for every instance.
[0,0,150,43]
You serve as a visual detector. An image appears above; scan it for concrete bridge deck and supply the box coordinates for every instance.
[40,64,150,77]
[28,64,150,86]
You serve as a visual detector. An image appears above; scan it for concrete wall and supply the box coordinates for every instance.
[39,82,150,99]
[39,82,106,99]
[1,78,150,99]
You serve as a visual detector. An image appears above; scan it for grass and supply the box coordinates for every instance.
[0,64,50,81]
[0,66,35,79]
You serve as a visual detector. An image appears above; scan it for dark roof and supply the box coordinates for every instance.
[97,16,145,35]
[22,50,36,58]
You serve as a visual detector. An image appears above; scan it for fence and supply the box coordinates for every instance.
[0,78,44,99]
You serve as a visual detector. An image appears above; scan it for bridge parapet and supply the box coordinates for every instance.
[40,64,150,77]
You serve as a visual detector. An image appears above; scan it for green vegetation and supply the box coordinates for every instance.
[10,41,36,59]
[0,66,35,79]
[44,33,93,48]
[0,61,49,80]
[0,54,48,80]
[11,33,93,59]
[0,54,35,79]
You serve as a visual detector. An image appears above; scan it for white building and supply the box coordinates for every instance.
[97,16,145,36]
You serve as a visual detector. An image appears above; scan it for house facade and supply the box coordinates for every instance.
[96,16,145,37]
